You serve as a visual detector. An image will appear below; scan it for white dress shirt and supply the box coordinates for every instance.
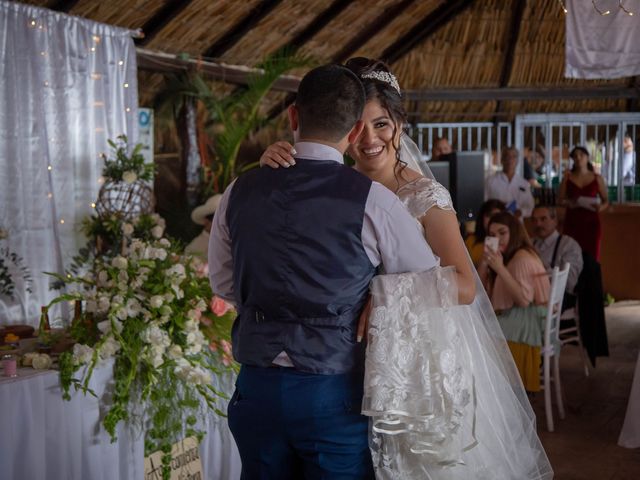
[533,230,583,294]
[485,171,535,217]
[208,142,440,366]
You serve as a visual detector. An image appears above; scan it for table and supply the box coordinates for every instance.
[0,362,241,479]
[619,351,640,449]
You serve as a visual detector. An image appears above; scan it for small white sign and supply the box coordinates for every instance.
[138,108,154,167]
[144,436,203,480]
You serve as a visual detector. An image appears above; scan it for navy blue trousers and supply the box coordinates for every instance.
[228,365,374,480]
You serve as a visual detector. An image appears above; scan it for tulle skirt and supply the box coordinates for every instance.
[363,267,553,480]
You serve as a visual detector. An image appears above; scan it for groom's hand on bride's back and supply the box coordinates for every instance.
[260,141,296,168]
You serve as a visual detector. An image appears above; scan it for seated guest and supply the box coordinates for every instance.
[479,211,550,392]
[185,194,222,259]
[431,136,453,161]
[465,199,506,267]
[531,205,583,310]
[485,147,535,218]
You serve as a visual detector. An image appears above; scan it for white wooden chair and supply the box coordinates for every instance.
[541,263,570,432]
[559,303,590,377]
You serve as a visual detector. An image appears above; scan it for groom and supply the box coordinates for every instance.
[209,64,437,479]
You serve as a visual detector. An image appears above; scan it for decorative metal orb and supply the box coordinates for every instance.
[95,180,155,220]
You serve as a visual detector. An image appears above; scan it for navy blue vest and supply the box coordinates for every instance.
[226,158,376,374]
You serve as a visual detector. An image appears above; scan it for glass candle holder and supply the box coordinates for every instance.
[2,354,18,377]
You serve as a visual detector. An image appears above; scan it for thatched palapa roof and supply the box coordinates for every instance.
[18,0,639,122]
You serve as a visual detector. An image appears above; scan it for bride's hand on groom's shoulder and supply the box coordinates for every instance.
[260,141,296,168]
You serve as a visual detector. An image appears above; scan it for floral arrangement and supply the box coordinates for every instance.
[0,227,33,300]
[101,135,154,184]
[49,215,235,479]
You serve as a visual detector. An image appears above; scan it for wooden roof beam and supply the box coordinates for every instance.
[136,47,301,92]
[260,0,354,120]
[136,0,196,46]
[494,0,527,121]
[382,0,476,65]
[204,0,284,59]
[272,0,355,57]
[48,0,80,13]
[404,86,640,101]
[332,0,416,64]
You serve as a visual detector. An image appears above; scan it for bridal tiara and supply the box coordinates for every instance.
[360,71,401,95]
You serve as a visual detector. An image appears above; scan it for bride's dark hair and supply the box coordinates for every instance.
[344,57,408,186]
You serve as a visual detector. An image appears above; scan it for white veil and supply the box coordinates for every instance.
[363,135,553,479]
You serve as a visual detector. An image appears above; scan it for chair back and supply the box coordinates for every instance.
[544,263,571,350]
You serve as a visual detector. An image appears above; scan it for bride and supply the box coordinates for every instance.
[260,57,553,480]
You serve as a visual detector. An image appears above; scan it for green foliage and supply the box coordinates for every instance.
[53,213,236,480]
[101,135,155,183]
[158,51,312,196]
[0,247,33,300]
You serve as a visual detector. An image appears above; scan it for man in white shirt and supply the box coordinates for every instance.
[209,64,438,479]
[485,147,535,218]
[532,205,583,307]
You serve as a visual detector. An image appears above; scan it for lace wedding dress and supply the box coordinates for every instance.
[362,176,553,480]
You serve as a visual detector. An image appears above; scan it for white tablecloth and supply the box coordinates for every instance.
[619,351,640,448]
[0,362,241,480]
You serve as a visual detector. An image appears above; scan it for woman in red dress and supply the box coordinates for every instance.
[559,146,609,260]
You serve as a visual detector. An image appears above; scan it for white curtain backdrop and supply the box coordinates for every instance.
[0,1,139,326]
[565,0,640,79]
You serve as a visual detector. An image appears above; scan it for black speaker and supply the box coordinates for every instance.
[423,152,486,222]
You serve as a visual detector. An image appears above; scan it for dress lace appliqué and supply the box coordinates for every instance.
[363,267,478,479]
[397,177,454,219]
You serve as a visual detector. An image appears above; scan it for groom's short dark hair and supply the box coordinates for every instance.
[295,64,365,142]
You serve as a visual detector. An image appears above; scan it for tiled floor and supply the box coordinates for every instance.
[530,301,640,480]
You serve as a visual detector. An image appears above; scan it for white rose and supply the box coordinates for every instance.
[85,300,97,313]
[97,296,110,313]
[126,298,141,317]
[195,299,207,311]
[121,223,134,236]
[168,264,186,278]
[32,353,53,370]
[171,285,184,300]
[159,315,171,325]
[97,270,109,286]
[116,307,128,321]
[167,344,183,360]
[159,238,171,248]
[72,344,94,365]
[151,225,164,239]
[150,354,164,368]
[185,343,202,355]
[163,293,174,304]
[142,325,170,348]
[98,320,111,334]
[117,270,128,283]
[111,256,128,269]
[154,248,167,261]
[99,336,120,359]
[122,170,138,184]
[149,295,163,308]
[184,319,198,332]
